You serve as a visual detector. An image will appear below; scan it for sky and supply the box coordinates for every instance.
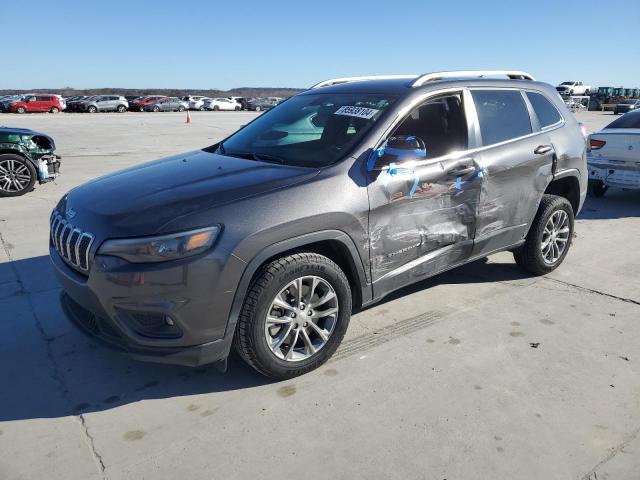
[4,0,639,90]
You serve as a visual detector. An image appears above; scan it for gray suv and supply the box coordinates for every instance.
[50,70,587,379]
[81,95,129,113]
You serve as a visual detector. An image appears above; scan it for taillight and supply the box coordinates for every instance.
[590,138,606,150]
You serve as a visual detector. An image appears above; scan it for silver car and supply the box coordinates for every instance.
[80,95,129,113]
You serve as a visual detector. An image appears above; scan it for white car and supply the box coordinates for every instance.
[183,96,209,110]
[587,110,640,197]
[203,98,241,111]
[556,81,591,96]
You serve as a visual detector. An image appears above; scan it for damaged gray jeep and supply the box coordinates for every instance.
[52,70,586,379]
[0,127,60,197]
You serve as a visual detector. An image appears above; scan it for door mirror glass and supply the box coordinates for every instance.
[367,135,427,171]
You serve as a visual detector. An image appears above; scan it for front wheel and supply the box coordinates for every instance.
[513,194,574,275]
[0,154,36,197]
[254,106,261,112]
[88,106,97,113]
[234,253,352,379]
[153,106,160,112]
[588,180,608,198]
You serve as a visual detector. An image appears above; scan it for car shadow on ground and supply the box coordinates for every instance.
[0,255,273,423]
[578,190,640,220]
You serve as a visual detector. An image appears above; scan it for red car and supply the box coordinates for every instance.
[128,95,167,112]
[10,94,63,114]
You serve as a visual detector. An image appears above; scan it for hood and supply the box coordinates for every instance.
[59,149,320,237]
[0,127,56,149]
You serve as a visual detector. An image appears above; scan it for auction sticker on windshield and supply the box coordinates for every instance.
[334,105,379,119]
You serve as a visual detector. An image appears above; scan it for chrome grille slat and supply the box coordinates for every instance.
[50,211,95,273]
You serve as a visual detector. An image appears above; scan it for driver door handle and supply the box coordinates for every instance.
[534,145,554,155]
[443,157,476,176]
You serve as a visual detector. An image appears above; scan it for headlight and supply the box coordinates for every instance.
[98,226,220,263]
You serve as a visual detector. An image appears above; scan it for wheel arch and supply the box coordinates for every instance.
[0,148,36,167]
[225,230,371,340]
[544,173,581,214]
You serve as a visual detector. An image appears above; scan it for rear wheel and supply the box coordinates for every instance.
[588,180,608,198]
[50,107,59,113]
[213,105,219,111]
[254,106,261,112]
[235,106,241,111]
[0,154,36,197]
[514,194,574,275]
[178,105,185,112]
[234,253,352,379]
[117,105,127,113]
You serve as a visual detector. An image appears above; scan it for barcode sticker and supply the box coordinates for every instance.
[333,106,379,119]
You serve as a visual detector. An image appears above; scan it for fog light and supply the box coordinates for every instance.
[165,316,175,326]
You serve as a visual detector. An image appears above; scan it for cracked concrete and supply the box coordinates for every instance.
[0,111,638,479]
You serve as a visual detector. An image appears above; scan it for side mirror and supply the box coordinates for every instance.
[367,135,427,171]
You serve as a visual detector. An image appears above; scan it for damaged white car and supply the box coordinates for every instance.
[587,110,640,197]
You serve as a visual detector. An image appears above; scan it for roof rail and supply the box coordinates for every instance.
[310,75,418,89]
[412,70,535,87]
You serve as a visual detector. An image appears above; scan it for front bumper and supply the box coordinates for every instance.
[50,242,244,367]
[588,157,640,189]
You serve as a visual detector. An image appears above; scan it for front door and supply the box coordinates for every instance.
[367,91,483,298]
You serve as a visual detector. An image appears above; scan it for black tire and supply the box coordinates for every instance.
[588,180,608,198]
[117,105,127,113]
[234,253,352,379]
[0,154,36,197]
[153,106,160,112]
[178,105,185,112]
[16,106,25,114]
[50,107,59,113]
[199,106,205,111]
[255,106,261,112]
[213,105,219,111]
[513,194,575,275]
[235,106,241,111]
[88,106,97,113]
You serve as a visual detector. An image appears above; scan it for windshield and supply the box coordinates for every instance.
[560,82,574,86]
[218,93,395,167]
[622,100,637,104]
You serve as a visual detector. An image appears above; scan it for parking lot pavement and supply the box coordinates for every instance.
[1,111,638,479]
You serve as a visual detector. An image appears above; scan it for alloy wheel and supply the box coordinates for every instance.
[541,210,570,264]
[264,275,339,362]
[0,159,32,193]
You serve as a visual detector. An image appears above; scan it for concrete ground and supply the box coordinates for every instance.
[0,110,638,480]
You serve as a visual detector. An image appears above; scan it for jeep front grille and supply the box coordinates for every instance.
[50,211,94,272]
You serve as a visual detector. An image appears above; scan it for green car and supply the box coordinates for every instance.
[0,127,61,197]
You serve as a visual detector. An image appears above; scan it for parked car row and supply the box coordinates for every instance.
[0,93,284,114]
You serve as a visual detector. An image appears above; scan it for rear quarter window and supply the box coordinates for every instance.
[471,90,532,146]
[526,91,562,128]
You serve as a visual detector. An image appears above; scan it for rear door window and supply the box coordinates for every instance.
[526,91,562,128]
[471,90,532,146]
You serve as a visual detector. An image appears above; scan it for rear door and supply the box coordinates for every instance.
[34,96,49,112]
[470,89,556,257]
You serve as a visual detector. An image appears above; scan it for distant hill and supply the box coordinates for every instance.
[0,87,304,98]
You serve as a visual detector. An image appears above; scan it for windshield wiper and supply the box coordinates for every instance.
[222,149,285,165]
